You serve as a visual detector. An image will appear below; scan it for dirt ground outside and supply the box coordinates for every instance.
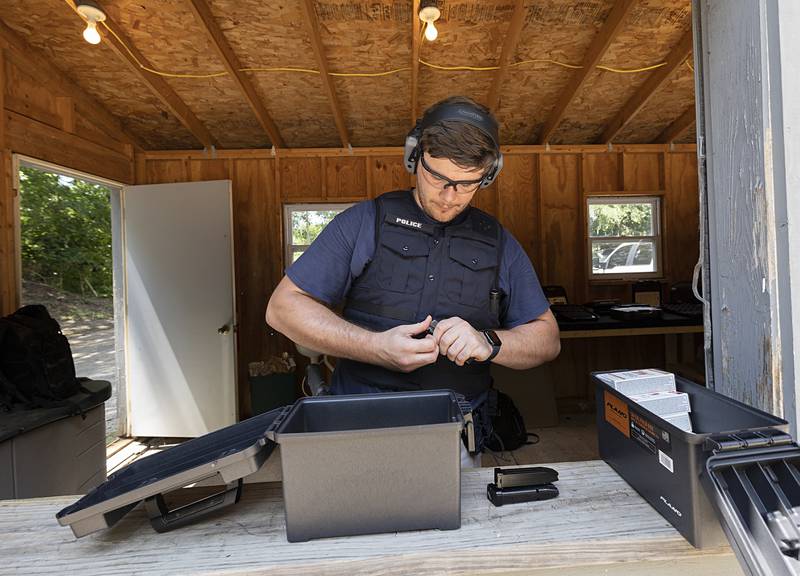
[21,281,119,443]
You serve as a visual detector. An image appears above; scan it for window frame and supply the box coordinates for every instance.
[283,203,354,269]
[586,195,663,281]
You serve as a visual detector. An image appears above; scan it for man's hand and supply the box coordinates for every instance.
[432,316,492,366]
[374,315,440,373]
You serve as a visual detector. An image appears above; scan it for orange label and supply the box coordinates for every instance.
[604,390,630,438]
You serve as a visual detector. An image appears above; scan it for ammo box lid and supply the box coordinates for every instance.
[703,432,800,576]
[56,405,288,538]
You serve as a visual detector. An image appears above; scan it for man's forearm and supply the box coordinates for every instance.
[492,316,561,370]
[266,286,377,363]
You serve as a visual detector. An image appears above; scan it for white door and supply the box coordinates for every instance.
[123,180,236,437]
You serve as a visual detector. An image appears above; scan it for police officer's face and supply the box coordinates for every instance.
[415,153,485,223]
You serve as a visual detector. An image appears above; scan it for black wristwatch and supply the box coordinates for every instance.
[482,330,502,361]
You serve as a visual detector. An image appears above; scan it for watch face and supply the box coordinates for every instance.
[484,330,501,347]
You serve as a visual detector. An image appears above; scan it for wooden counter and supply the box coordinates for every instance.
[0,461,741,576]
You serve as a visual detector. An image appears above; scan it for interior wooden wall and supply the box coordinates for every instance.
[139,143,698,416]
[0,26,136,316]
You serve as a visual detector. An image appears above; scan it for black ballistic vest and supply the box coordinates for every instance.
[337,190,503,400]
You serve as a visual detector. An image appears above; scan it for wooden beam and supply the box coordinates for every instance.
[486,0,526,113]
[0,47,5,150]
[537,0,635,144]
[185,0,285,148]
[656,105,696,143]
[411,0,421,125]
[599,28,694,144]
[299,0,350,148]
[64,0,219,149]
[0,20,143,151]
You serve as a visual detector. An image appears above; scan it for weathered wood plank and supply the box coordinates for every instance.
[0,463,740,576]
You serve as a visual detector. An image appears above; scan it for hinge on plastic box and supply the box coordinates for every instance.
[264,405,293,441]
[458,400,477,455]
[704,429,793,453]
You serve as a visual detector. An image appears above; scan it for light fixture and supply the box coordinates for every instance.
[75,0,106,45]
[419,0,441,42]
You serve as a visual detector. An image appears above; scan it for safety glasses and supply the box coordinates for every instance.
[419,155,484,194]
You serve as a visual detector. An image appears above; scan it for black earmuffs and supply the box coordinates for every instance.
[403,103,504,188]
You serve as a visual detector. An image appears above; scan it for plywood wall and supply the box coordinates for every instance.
[0,28,137,316]
[140,143,698,416]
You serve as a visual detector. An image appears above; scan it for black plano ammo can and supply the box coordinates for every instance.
[594,372,795,554]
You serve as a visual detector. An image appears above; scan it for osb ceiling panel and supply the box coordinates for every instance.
[3,0,196,149]
[499,0,616,145]
[103,0,271,149]
[416,2,511,134]
[208,0,340,148]
[550,0,692,144]
[615,63,694,142]
[2,0,696,149]
[317,1,412,146]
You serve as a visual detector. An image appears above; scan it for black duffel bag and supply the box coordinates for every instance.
[0,304,80,407]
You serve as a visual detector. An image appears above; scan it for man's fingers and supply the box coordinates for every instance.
[407,315,433,337]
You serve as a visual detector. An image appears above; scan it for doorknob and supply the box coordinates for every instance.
[218,324,230,335]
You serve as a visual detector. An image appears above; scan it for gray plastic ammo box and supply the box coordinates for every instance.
[267,390,467,542]
[594,372,800,576]
[57,389,470,543]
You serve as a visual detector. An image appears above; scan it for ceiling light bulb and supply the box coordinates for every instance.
[83,20,101,44]
[76,1,106,44]
[424,21,438,42]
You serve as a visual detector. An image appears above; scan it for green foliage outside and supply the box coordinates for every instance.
[588,203,653,237]
[291,210,340,245]
[290,209,343,262]
[19,167,113,297]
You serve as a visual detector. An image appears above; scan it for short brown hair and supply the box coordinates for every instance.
[418,96,499,172]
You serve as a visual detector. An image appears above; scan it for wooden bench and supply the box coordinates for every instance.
[0,460,741,575]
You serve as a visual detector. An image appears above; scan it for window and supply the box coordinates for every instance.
[587,196,662,279]
[283,203,353,268]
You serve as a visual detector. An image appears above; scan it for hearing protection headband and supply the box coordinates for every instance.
[403,103,504,188]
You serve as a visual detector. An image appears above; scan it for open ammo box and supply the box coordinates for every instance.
[595,371,800,576]
[57,389,471,542]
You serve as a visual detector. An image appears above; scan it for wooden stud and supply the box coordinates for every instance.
[299,0,350,148]
[486,0,526,113]
[65,0,218,149]
[185,0,285,148]
[55,97,76,134]
[0,21,143,151]
[411,0,421,125]
[600,29,694,144]
[656,106,696,144]
[537,0,636,144]
[0,47,4,151]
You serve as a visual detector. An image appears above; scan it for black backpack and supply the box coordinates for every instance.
[0,304,80,407]
[485,390,539,452]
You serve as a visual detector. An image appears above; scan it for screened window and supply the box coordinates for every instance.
[283,203,352,268]
[587,196,662,279]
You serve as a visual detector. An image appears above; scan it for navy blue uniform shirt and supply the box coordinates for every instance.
[287,198,550,329]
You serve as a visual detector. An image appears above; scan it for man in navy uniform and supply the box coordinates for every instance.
[267,96,560,465]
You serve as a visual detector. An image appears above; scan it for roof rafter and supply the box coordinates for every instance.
[599,28,694,144]
[411,0,421,125]
[299,0,350,148]
[66,0,219,149]
[487,0,526,113]
[656,105,695,143]
[536,0,635,144]
[186,0,285,148]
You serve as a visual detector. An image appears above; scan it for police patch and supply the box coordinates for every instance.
[384,213,435,234]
